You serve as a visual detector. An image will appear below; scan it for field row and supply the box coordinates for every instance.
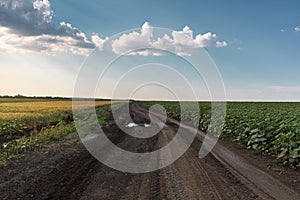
[0,101,111,136]
[0,100,111,164]
[142,102,300,168]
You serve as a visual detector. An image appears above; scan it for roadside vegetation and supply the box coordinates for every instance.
[142,101,300,168]
[0,99,111,165]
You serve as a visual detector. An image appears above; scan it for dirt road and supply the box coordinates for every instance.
[1,103,299,199]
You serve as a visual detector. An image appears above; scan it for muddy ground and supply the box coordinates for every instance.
[0,103,299,200]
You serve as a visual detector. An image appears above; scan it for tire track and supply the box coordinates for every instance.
[190,158,223,200]
[149,171,161,200]
[5,103,298,199]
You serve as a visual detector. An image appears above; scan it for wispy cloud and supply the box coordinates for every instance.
[226,85,300,101]
[0,0,107,55]
[294,26,300,32]
[269,85,300,92]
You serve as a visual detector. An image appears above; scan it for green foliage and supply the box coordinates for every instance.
[96,105,111,125]
[0,103,112,164]
[0,122,76,162]
[141,101,300,168]
[0,121,28,136]
[0,111,73,137]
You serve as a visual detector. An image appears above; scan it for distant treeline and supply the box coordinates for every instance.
[0,94,70,100]
[0,94,111,101]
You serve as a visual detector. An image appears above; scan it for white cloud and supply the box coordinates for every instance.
[294,26,300,32]
[141,21,153,38]
[111,22,228,56]
[152,26,225,56]
[216,41,228,48]
[280,29,287,32]
[111,22,153,55]
[33,0,52,23]
[0,0,107,56]
[0,1,225,57]
[0,27,94,55]
[91,34,108,51]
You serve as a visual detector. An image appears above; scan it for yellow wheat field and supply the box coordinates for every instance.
[0,101,111,120]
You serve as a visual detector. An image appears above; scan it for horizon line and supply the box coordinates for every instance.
[1,94,299,103]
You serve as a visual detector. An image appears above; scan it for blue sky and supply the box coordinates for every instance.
[1,0,300,101]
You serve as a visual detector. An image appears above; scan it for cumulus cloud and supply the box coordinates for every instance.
[111,22,153,55]
[111,22,227,56]
[91,34,108,51]
[33,0,52,23]
[0,1,225,56]
[0,0,107,55]
[295,26,300,32]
